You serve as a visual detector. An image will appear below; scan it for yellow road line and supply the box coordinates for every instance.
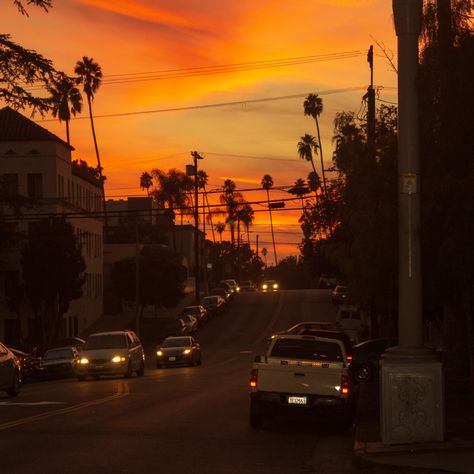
[0,382,129,432]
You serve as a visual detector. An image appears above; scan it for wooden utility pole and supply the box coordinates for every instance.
[190,151,203,304]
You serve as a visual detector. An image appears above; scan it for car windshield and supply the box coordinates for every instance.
[84,334,127,350]
[43,348,73,360]
[162,338,191,348]
[271,339,343,362]
[203,297,217,304]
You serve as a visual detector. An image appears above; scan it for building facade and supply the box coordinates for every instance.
[0,107,103,346]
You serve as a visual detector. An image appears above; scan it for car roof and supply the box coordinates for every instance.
[163,336,192,343]
[45,346,75,352]
[88,331,130,337]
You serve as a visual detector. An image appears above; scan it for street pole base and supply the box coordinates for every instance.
[380,355,444,445]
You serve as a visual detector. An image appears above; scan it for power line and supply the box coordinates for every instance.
[36,86,367,123]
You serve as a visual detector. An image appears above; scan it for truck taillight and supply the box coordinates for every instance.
[249,369,258,388]
[340,374,350,395]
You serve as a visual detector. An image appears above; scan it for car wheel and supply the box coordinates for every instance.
[6,372,20,398]
[354,364,373,383]
[249,399,264,429]
[124,361,133,378]
[137,360,145,377]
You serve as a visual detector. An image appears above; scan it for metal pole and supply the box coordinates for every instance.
[191,151,203,304]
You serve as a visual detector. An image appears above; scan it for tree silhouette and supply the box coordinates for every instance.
[261,174,278,265]
[48,74,82,145]
[304,93,328,194]
[215,222,226,242]
[139,172,153,196]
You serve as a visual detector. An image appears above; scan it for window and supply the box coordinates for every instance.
[2,173,18,194]
[27,173,43,198]
[271,339,343,362]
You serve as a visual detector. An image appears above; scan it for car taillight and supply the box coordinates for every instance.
[346,354,353,362]
[340,374,350,395]
[249,369,258,388]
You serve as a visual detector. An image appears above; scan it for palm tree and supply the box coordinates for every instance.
[215,222,226,242]
[197,170,215,243]
[48,74,82,145]
[307,170,321,202]
[261,174,278,266]
[235,201,254,280]
[261,247,268,267]
[150,168,192,251]
[74,56,106,218]
[292,178,308,209]
[303,93,327,194]
[219,179,243,247]
[297,134,319,178]
[139,172,153,196]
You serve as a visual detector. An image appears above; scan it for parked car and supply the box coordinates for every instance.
[156,336,202,368]
[179,315,198,335]
[179,306,208,326]
[47,337,86,351]
[331,285,348,305]
[218,281,235,299]
[40,346,80,378]
[268,321,339,343]
[0,342,21,397]
[209,287,231,303]
[76,331,145,381]
[10,348,41,379]
[318,274,337,289]
[261,280,279,292]
[221,279,240,293]
[239,280,258,292]
[202,295,226,317]
[161,318,187,338]
[350,338,398,383]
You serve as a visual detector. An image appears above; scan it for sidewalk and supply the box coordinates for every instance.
[354,380,474,474]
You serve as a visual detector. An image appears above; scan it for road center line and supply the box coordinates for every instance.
[0,382,129,432]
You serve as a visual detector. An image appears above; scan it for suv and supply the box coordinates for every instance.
[77,331,145,381]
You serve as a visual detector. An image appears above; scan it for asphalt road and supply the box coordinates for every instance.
[0,289,363,474]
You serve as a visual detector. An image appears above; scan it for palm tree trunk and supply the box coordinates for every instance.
[87,95,108,232]
[314,118,328,195]
[65,120,70,145]
[266,189,278,265]
[204,189,216,243]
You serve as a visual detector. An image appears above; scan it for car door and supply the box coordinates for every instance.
[0,343,11,388]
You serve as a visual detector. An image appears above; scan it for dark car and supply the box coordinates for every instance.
[331,285,348,305]
[0,342,21,397]
[40,346,80,378]
[156,336,202,368]
[209,287,231,303]
[160,318,186,339]
[268,321,339,343]
[179,305,208,326]
[10,348,41,380]
[239,280,257,292]
[218,281,235,299]
[350,338,398,383]
[47,337,86,351]
[202,295,226,317]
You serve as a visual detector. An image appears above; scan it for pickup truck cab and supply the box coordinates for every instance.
[249,334,356,429]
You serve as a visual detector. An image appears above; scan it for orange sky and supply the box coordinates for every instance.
[5,0,398,265]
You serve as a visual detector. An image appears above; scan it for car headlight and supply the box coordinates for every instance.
[156,350,163,357]
[183,349,191,355]
[112,356,126,363]
[273,283,278,289]
[79,358,89,365]
[236,287,240,292]
[262,284,268,289]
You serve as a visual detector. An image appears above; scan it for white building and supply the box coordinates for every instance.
[0,107,103,346]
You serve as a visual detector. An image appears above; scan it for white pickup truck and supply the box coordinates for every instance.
[249,334,356,429]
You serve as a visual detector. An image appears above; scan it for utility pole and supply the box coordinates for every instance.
[256,234,259,256]
[381,0,443,445]
[190,151,203,304]
[366,45,376,152]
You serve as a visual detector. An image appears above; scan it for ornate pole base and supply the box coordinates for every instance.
[380,351,444,444]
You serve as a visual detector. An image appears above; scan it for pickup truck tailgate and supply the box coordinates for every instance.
[254,359,344,396]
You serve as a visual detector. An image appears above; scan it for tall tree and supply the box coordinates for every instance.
[297,134,320,178]
[218,179,243,247]
[47,74,82,145]
[21,217,85,347]
[150,168,192,251]
[261,174,278,266]
[139,172,153,196]
[303,93,328,193]
[74,57,106,219]
[215,222,225,242]
[197,170,215,243]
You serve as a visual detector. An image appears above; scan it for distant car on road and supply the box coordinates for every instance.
[0,342,21,397]
[222,279,240,293]
[47,337,86,351]
[209,287,231,303]
[77,331,145,381]
[161,318,187,338]
[179,305,208,326]
[202,295,226,317]
[261,280,278,292]
[40,346,80,378]
[179,315,199,334]
[350,338,398,383]
[156,336,202,368]
[268,321,339,343]
[331,285,348,305]
[10,348,40,380]
[239,280,258,292]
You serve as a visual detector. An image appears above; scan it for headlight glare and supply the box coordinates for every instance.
[262,284,268,289]
[183,349,191,355]
[80,358,89,365]
[112,356,126,363]
[157,350,163,357]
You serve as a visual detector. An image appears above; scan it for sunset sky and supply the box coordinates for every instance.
[6,0,398,265]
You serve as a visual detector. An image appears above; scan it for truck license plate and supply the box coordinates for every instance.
[288,396,307,405]
[168,356,176,361]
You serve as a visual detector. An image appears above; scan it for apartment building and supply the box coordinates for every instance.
[0,107,103,345]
